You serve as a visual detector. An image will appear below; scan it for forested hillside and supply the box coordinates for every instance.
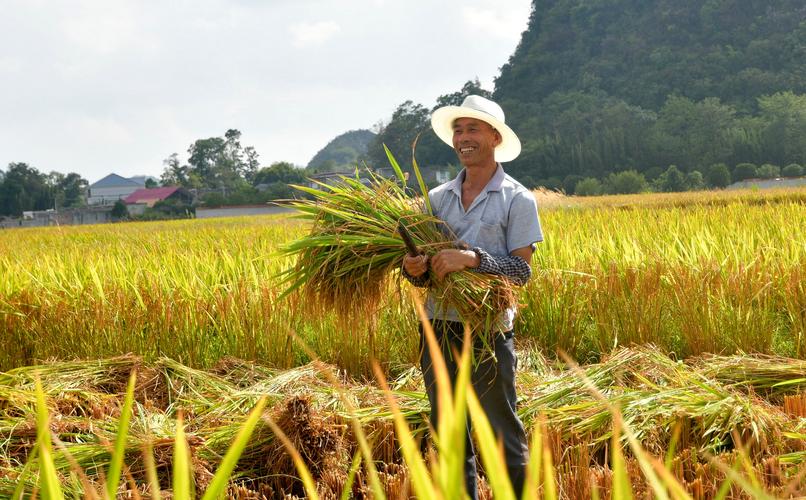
[307,129,375,171]
[365,0,806,194]
[496,0,806,110]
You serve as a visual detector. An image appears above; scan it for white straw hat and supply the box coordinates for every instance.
[430,95,521,162]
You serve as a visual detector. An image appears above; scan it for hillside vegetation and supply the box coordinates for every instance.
[307,129,375,171]
[364,0,806,193]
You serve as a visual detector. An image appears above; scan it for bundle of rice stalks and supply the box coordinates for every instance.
[278,150,515,335]
[693,353,806,399]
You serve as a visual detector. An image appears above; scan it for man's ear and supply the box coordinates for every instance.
[494,129,503,147]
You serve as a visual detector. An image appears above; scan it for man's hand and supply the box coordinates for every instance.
[403,254,429,278]
[430,249,480,280]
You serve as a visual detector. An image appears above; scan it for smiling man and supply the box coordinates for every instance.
[402,95,543,498]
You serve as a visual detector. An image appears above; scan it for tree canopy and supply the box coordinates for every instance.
[0,163,88,217]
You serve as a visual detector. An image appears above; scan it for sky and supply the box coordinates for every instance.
[1,0,532,184]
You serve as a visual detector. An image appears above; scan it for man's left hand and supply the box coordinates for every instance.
[430,249,480,280]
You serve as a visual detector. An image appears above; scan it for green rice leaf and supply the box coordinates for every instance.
[466,388,515,500]
[610,421,633,500]
[383,144,407,185]
[106,370,136,499]
[373,362,435,499]
[410,135,433,215]
[12,446,38,500]
[201,397,267,500]
[35,377,64,499]
[172,414,193,499]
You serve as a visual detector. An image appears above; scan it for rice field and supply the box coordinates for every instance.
[1,186,805,497]
[1,187,804,372]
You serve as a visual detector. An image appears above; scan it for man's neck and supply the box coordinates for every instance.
[462,161,497,190]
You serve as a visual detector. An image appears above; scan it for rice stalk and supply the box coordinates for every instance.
[277,161,516,336]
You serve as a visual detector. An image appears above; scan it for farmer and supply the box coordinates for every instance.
[402,95,543,498]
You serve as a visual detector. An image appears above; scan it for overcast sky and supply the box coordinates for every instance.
[1,0,531,184]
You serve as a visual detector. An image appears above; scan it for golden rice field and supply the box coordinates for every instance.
[1,186,806,498]
[1,187,804,373]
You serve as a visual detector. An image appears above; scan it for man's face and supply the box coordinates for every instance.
[451,117,502,169]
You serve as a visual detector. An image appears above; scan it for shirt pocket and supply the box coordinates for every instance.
[475,219,507,255]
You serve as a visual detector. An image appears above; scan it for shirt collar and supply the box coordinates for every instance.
[449,163,505,196]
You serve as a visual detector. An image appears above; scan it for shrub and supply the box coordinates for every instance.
[686,170,705,191]
[733,163,758,181]
[706,163,731,188]
[655,165,687,192]
[111,200,128,220]
[757,163,781,179]
[562,175,584,194]
[643,166,664,182]
[782,163,804,177]
[574,177,602,196]
[603,170,648,194]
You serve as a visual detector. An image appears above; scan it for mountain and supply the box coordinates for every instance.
[495,0,806,111]
[489,0,806,187]
[307,129,376,170]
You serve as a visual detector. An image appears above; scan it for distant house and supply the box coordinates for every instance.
[1,206,115,228]
[196,204,296,219]
[123,186,192,215]
[306,171,365,190]
[373,166,452,185]
[726,177,806,190]
[87,174,144,205]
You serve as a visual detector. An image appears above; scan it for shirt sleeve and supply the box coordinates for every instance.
[471,246,532,286]
[507,190,543,253]
[401,265,430,287]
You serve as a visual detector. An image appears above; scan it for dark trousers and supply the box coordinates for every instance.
[419,320,529,499]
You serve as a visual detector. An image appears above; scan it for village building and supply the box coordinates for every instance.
[123,186,193,216]
[87,174,145,205]
[726,176,806,190]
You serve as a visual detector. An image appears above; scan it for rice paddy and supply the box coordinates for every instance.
[1,185,805,497]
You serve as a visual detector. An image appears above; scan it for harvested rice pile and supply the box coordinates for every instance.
[1,346,805,498]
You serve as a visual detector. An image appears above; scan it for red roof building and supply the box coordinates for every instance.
[124,187,190,207]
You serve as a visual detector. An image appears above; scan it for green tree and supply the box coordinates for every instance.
[603,170,648,194]
[253,162,305,186]
[0,163,52,216]
[782,163,804,177]
[655,165,687,192]
[57,172,88,208]
[757,163,781,179]
[184,129,257,190]
[161,153,190,187]
[574,177,602,196]
[365,101,430,173]
[686,170,705,191]
[111,199,128,220]
[707,163,732,188]
[733,162,758,181]
[651,96,737,171]
[757,92,806,166]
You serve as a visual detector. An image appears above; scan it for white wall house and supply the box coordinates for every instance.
[87,174,144,205]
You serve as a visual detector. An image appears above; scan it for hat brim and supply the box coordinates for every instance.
[430,106,521,162]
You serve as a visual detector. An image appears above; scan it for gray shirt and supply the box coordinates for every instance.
[425,164,543,331]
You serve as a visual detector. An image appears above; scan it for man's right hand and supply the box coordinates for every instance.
[403,254,429,277]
